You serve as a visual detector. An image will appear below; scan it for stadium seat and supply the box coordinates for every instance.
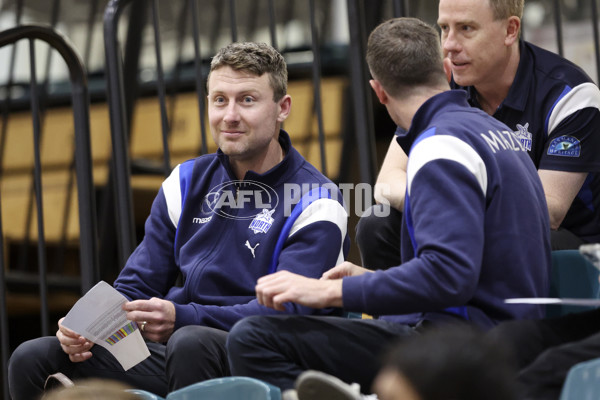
[559,357,600,400]
[166,376,281,400]
[547,250,600,318]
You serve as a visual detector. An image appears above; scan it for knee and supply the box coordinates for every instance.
[355,205,384,243]
[227,316,266,353]
[166,325,225,358]
[9,336,61,397]
[355,204,400,246]
[9,337,55,373]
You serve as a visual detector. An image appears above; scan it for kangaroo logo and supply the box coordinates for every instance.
[245,240,259,258]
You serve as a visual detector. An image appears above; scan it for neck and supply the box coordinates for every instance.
[230,138,285,180]
[393,86,448,131]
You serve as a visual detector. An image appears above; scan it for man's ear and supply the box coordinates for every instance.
[505,16,520,46]
[370,79,389,105]
[276,94,292,122]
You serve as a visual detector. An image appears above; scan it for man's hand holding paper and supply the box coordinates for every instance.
[56,317,94,363]
[123,297,176,343]
[61,281,150,371]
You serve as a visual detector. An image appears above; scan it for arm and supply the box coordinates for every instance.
[538,169,587,229]
[374,137,408,211]
[344,137,487,316]
[256,261,371,311]
[172,197,349,331]
[537,83,600,229]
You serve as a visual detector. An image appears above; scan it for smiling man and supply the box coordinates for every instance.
[356,0,600,271]
[8,42,349,399]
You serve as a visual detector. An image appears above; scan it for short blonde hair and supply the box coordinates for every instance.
[209,42,288,102]
[42,378,141,400]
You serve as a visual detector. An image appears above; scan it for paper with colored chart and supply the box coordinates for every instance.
[62,280,150,371]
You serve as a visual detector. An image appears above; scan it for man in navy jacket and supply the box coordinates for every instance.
[8,42,349,399]
[226,17,550,394]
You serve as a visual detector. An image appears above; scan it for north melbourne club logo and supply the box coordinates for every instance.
[513,123,532,152]
[249,209,275,234]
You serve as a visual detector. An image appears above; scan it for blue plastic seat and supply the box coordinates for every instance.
[547,250,600,318]
[559,357,600,400]
[166,377,281,400]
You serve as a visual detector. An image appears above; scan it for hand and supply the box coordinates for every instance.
[256,270,343,311]
[321,261,371,280]
[56,317,94,363]
[123,298,176,343]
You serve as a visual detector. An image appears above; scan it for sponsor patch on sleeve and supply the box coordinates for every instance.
[547,135,581,157]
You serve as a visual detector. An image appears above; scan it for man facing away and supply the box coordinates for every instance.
[226,17,551,395]
[8,42,349,399]
[357,0,600,270]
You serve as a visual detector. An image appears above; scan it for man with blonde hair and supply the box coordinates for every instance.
[9,42,349,399]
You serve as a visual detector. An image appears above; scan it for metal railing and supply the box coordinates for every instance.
[0,24,99,400]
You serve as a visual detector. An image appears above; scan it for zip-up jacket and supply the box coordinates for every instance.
[343,91,551,330]
[114,130,349,331]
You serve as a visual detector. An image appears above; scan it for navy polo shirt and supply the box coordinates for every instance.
[452,40,600,243]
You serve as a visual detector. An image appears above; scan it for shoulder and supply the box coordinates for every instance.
[524,41,594,86]
[287,145,335,186]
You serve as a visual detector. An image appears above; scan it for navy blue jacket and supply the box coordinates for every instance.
[114,131,349,331]
[343,91,551,330]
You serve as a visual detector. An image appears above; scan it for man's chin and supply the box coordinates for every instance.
[452,74,474,87]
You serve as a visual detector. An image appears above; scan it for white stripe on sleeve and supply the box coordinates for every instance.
[407,135,487,196]
[288,198,348,265]
[548,82,600,135]
[162,164,182,228]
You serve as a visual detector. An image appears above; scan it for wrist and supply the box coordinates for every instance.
[326,279,344,308]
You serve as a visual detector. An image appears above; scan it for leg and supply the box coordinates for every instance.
[8,336,168,400]
[355,204,402,270]
[550,228,584,250]
[518,330,600,400]
[487,308,600,369]
[165,325,229,391]
[227,315,414,392]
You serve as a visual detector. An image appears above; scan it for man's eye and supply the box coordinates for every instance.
[243,96,254,103]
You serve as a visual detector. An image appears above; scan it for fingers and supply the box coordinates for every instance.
[322,262,356,279]
[322,262,370,279]
[123,298,160,324]
[123,298,176,343]
[68,351,93,363]
[256,271,294,310]
[56,316,95,362]
[57,317,81,340]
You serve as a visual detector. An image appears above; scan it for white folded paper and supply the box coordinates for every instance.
[62,281,150,371]
[505,298,600,306]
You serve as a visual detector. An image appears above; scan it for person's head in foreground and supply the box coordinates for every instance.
[42,378,141,400]
[373,325,518,400]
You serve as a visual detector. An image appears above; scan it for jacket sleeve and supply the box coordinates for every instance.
[343,135,487,316]
[113,187,181,301]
